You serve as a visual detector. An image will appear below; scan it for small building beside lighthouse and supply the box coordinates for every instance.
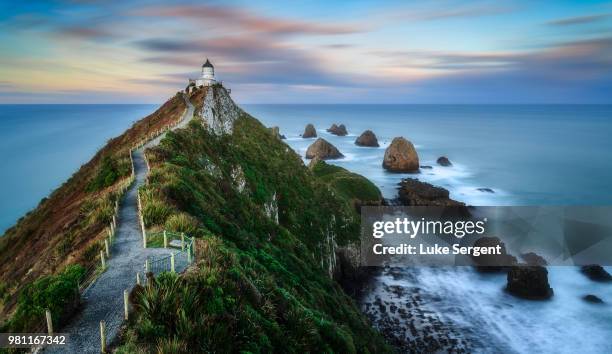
[189,58,217,87]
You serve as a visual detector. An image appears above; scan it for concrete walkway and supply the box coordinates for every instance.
[44,94,195,353]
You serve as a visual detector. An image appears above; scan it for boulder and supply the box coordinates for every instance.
[270,126,286,139]
[305,138,343,160]
[302,124,317,138]
[473,237,518,272]
[327,123,348,136]
[583,294,604,304]
[581,264,612,282]
[521,252,547,266]
[355,130,379,147]
[506,265,553,300]
[437,156,452,166]
[382,137,419,172]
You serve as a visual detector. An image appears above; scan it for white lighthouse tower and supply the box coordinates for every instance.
[192,58,216,87]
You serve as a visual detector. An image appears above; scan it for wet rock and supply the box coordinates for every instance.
[477,188,495,193]
[420,165,432,169]
[327,123,348,136]
[506,265,553,300]
[395,178,468,215]
[355,130,379,147]
[436,156,452,166]
[302,123,317,138]
[382,137,419,172]
[583,294,604,303]
[521,252,547,266]
[305,138,343,160]
[473,237,518,272]
[581,264,612,282]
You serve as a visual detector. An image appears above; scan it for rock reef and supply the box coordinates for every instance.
[355,130,379,147]
[302,123,317,138]
[305,138,343,160]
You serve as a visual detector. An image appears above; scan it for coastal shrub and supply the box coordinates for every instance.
[143,199,172,227]
[164,213,199,235]
[8,264,85,332]
[87,154,131,192]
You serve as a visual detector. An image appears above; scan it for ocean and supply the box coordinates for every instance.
[1,103,612,353]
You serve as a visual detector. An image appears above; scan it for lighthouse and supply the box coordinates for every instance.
[190,58,217,87]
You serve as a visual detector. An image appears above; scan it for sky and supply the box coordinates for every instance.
[0,0,611,104]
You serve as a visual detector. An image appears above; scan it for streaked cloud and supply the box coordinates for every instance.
[548,13,612,26]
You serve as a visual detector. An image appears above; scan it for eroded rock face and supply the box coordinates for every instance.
[437,156,452,166]
[506,265,553,300]
[382,137,419,172]
[200,86,242,135]
[355,130,379,147]
[270,126,286,140]
[302,124,317,138]
[581,264,612,282]
[327,123,348,136]
[305,138,343,160]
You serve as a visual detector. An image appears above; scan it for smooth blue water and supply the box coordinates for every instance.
[0,104,156,234]
[245,104,612,354]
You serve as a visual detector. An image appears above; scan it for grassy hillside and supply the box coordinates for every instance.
[0,92,187,329]
[118,102,390,352]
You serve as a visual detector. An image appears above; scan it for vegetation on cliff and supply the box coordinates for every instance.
[120,90,389,352]
[0,93,186,328]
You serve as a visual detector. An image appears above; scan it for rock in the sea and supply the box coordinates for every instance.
[270,126,286,139]
[420,165,432,169]
[473,237,517,272]
[305,138,343,160]
[506,265,553,300]
[355,130,379,147]
[327,123,348,136]
[583,294,604,304]
[302,123,317,138]
[581,264,612,282]
[436,156,452,166]
[521,252,547,266]
[382,137,419,172]
[477,188,495,193]
[396,178,467,211]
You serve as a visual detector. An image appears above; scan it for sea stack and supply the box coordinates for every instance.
[437,156,452,166]
[355,130,379,147]
[506,265,553,300]
[382,137,419,172]
[305,138,343,160]
[327,124,348,136]
[302,124,317,138]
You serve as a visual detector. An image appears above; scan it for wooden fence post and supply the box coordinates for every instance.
[163,231,168,248]
[100,321,106,353]
[170,253,175,273]
[104,239,110,258]
[124,290,129,320]
[181,233,185,251]
[145,259,149,273]
[100,251,106,269]
[136,272,141,286]
[45,309,53,335]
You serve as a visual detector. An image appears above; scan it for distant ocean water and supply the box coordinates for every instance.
[1,103,611,353]
[0,104,156,234]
